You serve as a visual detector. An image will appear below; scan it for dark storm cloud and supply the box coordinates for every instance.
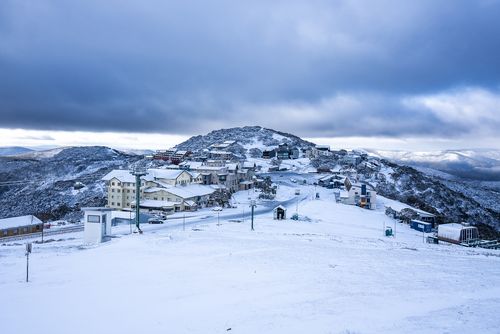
[0,0,499,138]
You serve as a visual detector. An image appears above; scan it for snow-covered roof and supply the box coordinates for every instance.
[145,169,188,181]
[132,199,176,208]
[0,215,43,229]
[184,200,197,207]
[209,150,232,154]
[163,184,216,199]
[438,223,477,241]
[411,219,432,225]
[274,205,287,211]
[102,169,189,183]
[102,169,136,183]
[144,187,168,193]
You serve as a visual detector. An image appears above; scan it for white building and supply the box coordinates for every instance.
[340,178,377,210]
[82,207,113,244]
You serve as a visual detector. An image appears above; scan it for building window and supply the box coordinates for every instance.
[112,189,115,193]
[87,215,100,223]
[111,202,115,206]
[117,189,121,193]
[111,182,115,186]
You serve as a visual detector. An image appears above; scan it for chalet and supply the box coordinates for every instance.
[262,149,276,159]
[0,215,44,238]
[274,143,300,160]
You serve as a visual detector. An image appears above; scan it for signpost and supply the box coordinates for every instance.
[25,242,32,282]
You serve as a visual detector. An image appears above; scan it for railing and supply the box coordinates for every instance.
[0,225,84,243]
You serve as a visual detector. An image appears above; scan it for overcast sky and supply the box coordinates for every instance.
[1,0,500,150]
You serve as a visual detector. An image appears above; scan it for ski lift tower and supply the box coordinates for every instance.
[130,167,148,233]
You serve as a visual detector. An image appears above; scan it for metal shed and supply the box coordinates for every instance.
[410,220,433,233]
[438,223,479,244]
[273,205,287,220]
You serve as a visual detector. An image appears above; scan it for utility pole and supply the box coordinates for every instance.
[250,200,256,231]
[183,214,185,231]
[217,211,220,226]
[25,243,32,282]
[130,168,148,234]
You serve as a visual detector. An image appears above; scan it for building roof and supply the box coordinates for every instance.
[274,205,287,211]
[102,169,136,183]
[132,199,176,208]
[102,168,189,183]
[163,184,217,199]
[0,215,43,229]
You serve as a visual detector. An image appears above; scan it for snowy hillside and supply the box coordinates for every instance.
[0,146,141,221]
[175,126,314,158]
[1,184,499,334]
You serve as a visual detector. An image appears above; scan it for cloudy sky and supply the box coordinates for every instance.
[1,0,499,150]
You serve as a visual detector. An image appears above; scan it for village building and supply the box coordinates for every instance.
[339,178,377,210]
[274,143,300,160]
[262,149,276,159]
[0,215,44,238]
[102,168,214,212]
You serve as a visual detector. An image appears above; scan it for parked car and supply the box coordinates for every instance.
[212,206,223,211]
[148,218,164,224]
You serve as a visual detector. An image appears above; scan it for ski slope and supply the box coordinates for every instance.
[1,185,499,334]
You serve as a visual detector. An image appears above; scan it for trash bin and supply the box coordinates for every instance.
[385,226,393,237]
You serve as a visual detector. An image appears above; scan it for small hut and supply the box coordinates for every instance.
[273,205,287,220]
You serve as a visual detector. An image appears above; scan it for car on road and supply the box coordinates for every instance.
[212,206,223,211]
[148,218,165,224]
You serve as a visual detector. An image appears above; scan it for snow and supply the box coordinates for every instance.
[1,184,500,334]
[378,195,435,216]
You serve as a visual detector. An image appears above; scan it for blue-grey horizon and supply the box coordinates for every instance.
[0,0,499,145]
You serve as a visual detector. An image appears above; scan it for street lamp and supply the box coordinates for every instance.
[250,200,256,231]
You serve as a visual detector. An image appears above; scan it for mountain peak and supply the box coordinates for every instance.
[175,126,315,157]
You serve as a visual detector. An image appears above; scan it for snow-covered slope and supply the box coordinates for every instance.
[1,191,499,334]
[0,146,142,221]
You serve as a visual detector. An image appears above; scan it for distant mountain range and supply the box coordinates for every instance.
[0,146,35,156]
[368,149,500,181]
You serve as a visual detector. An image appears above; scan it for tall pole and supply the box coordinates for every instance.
[130,168,147,234]
[183,214,185,231]
[26,252,29,282]
[250,200,256,231]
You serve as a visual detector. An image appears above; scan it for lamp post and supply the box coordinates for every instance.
[130,168,148,234]
[25,242,32,282]
[250,200,256,231]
